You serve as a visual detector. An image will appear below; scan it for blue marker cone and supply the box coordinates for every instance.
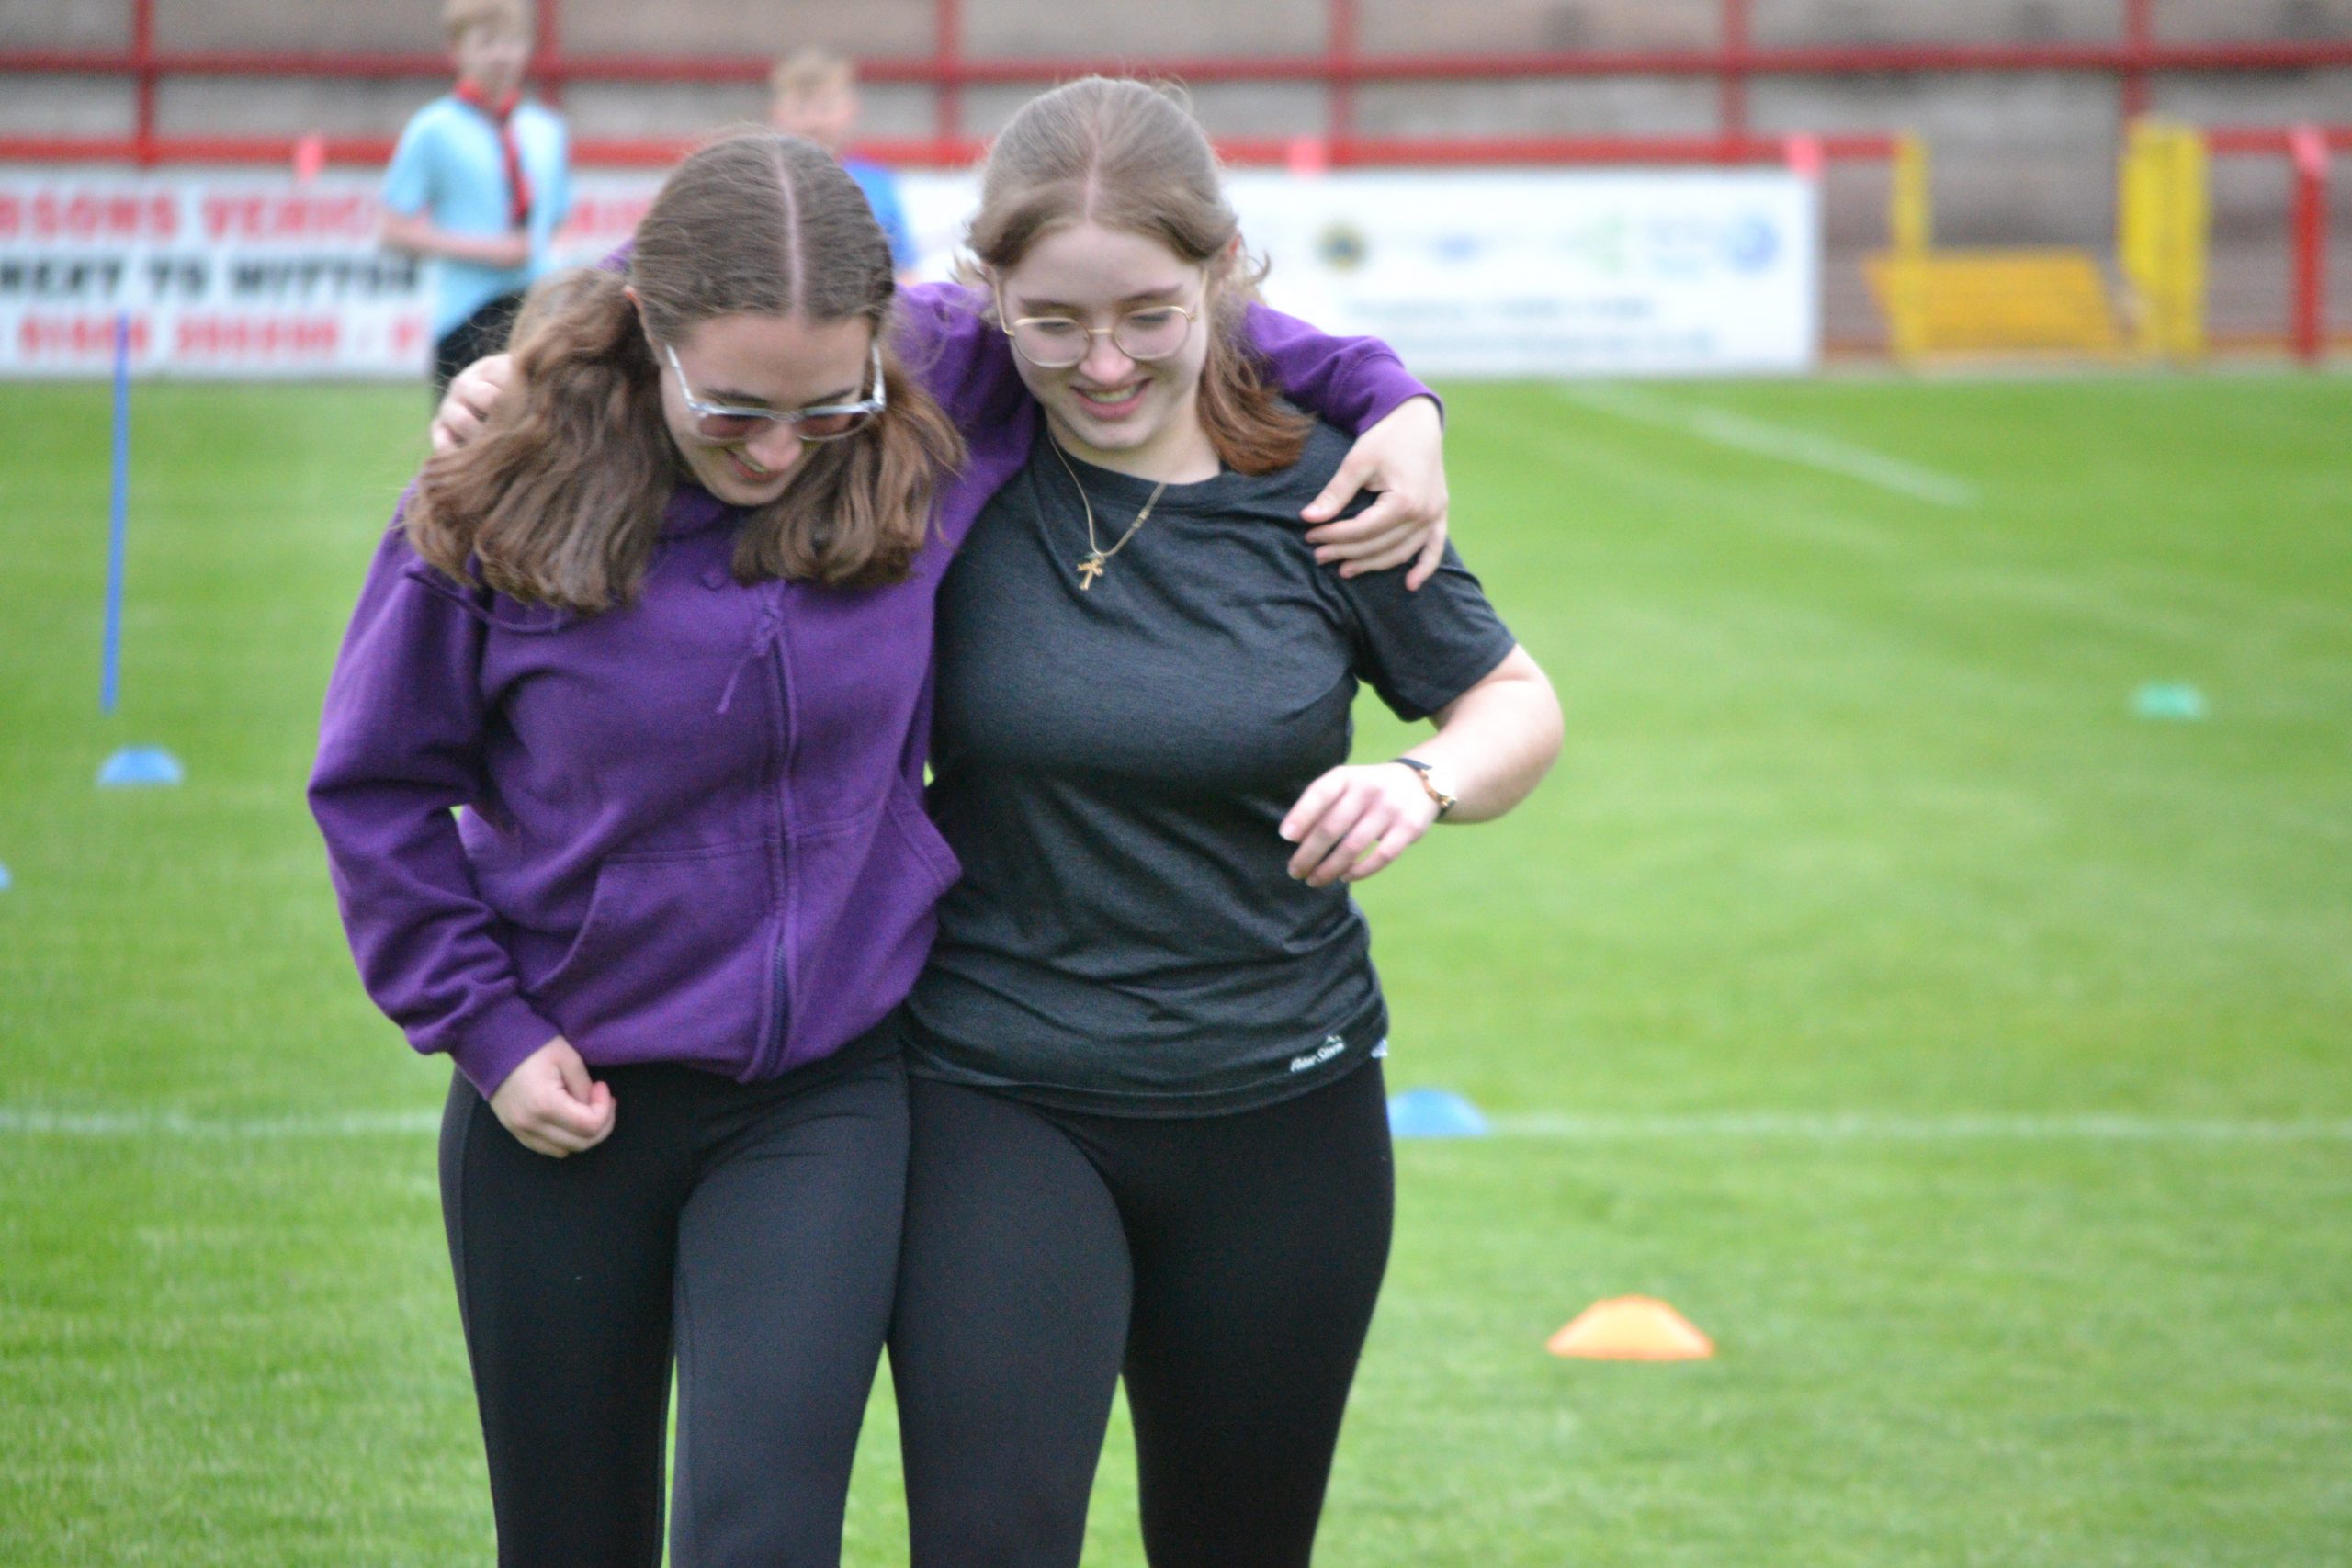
[0,863,12,892]
[2132,682,2207,721]
[1387,1088,1489,1139]
[98,747,185,788]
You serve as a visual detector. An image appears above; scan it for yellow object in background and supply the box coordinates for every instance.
[1890,130,1933,257]
[2119,119,2211,362]
[1867,248,2124,360]
[1871,130,2139,363]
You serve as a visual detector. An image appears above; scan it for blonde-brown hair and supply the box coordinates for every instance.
[967,76,1310,474]
[406,132,963,613]
[443,0,529,45]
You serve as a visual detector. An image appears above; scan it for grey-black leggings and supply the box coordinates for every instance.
[436,1026,906,1568]
[888,1062,1396,1568]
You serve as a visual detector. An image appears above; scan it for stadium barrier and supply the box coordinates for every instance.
[1863,120,2346,368]
[4,0,2349,168]
[1867,131,2128,362]
[1,0,2341,365]
[2206,125,2347,367]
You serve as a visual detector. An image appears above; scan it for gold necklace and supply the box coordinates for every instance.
[1046,430,1169,592]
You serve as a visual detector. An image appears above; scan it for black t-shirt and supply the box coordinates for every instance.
[904,415,1519,1115]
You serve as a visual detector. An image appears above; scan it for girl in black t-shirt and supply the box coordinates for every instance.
[890,78,1564,1568]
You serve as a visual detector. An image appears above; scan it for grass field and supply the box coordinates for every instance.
[3,372,2348,1565]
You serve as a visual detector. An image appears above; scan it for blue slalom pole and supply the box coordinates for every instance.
[101,310,131,716]
[92,313,183,790]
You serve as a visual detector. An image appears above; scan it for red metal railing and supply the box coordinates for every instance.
[0,131,1897,175]
[2208,126,2351,366]
[2292,131,2330,365]
[2120,0,2151,118]
[5,0,2339,362]
[1720,0,1751,135]
[1,0,2347,168]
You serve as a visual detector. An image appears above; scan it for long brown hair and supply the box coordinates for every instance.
[407,132,964,613]
[966,76,1311,475]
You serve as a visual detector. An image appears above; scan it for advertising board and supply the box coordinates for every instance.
[1,166,1817,378]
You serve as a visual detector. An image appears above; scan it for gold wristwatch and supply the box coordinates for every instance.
[1390,757,1456,818]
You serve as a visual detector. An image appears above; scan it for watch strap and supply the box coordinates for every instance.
[1389,757,1455,818]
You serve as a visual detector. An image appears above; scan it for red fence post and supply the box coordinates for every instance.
[2291,126,2330,366]
[1328,0,1357,150]
[2121,0,2154,120]
[1722,0,1751,138]
[935,0,963,145]
[537,0,563,107]
[131,0,157,167]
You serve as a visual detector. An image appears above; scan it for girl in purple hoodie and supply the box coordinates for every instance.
[315,130,1445,1566]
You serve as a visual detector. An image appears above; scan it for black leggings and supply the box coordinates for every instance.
[889,1063,1395,1568]
[438,1032,906,1567]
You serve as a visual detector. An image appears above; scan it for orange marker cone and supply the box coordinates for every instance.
[1547,1296,1714,1361]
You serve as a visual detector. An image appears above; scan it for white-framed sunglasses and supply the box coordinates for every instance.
[662,340,887,443]
[990,282,1203,369]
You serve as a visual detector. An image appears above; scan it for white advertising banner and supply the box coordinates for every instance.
[1,165,1816,379]
[0,170,654,379]
[1231,169,1820,377]
[907,167,1821,377]
[1,175,430,378]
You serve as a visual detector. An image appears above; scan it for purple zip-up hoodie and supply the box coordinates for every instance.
[309,283,1432,1099]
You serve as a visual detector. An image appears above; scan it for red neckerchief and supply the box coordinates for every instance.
[454,80,533,231]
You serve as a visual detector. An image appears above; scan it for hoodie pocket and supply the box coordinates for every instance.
[886,786,962,896]
[528,839,775,1057]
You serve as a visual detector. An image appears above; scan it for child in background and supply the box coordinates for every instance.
[770,47,917,282]
[382,0,572,392]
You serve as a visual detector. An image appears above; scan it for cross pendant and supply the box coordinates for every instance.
[1075,552,1107,591]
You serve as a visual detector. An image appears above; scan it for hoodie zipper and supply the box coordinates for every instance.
[762,582,797,1076]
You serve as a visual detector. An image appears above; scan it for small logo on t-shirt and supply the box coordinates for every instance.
[1289,1033,1350,1073]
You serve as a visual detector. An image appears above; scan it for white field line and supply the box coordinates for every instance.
[0,1109,441,1137]
[1553,383,1981,509]
[2,1107,2347,1144]
[1486,1111,2352,1143]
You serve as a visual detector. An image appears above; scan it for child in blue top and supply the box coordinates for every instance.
[382,0,572,391]
[770,47,916,282]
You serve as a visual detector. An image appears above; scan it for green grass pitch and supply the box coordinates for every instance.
[2,373,2347,1564]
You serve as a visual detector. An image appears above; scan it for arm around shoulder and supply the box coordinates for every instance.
[1242,301,1437,434]
[1241,304,1451,583]
[893,280,1027,431]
